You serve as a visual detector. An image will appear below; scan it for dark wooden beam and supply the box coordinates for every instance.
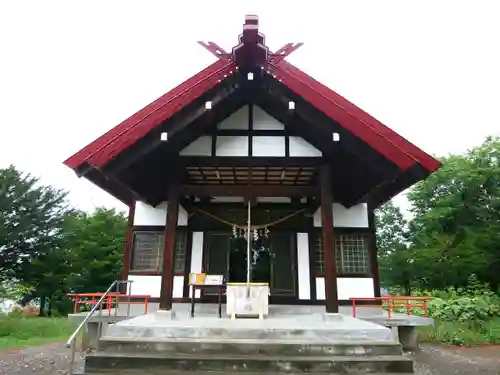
[85,168,144,206]
[368,204,381,298]
[319,165,339,313]
[180,156,323,167]
[159,178,180,310]
[260,78,397,176]
[181,184,318,197]
[106,83,238,175]
[120,203,136,292]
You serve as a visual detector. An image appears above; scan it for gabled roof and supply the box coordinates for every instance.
[64,15,441,206]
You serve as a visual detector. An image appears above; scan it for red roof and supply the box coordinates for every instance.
[64,15,440,177]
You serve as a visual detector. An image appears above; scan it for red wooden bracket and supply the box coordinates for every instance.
[197,41,232,62]
[270,42,304,64]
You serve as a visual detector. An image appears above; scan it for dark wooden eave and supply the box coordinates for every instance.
[63,15,441,208]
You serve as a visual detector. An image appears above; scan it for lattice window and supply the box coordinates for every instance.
[336,234,370,274]
[173,230,187,274]
[130,229,187,273]
[314,232,370,275]
[131,231,163,271]
[313,233,325,274]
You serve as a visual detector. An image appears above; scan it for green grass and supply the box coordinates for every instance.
[0,315,77,349]
[419,318,500,346]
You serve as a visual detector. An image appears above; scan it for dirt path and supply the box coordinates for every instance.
[0,342,84,375]
[410,344,500,375]
[0,342,499,374]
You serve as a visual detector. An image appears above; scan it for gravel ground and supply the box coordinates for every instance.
[410,344,500,375]
[0,342,499,374]
[0,342,85,375]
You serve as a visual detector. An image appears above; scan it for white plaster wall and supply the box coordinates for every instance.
[337,278,375,300]
[315,277,375,300]
[133,202,188,226]
[189,232,204,298]
[173,276,184,298]
[217,106,249,130]
[252,136,286,157]
[253,106,285,130]
[128,275,161,298]
[289,136,322,157]
[313,203,369,228]
[211,196,245,203]
[179,136,212,156]
[296,233,311,300]
[215,136,249,156]
[315,277,325,300]
[127,275,184,299]
[256,197,291,203]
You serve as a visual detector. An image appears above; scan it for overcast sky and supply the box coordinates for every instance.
[1,1,498,214]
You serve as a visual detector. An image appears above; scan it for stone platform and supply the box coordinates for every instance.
[83,308,415,374]
[105,309,393,342]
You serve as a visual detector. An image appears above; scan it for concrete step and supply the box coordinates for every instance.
[99,337,403,357]
[86,370,414,375]
[106,325,393,342]
[85,352,414,374]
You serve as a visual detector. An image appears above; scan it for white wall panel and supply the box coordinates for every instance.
[337,278,375,300]
[256,197,291,203]
[189,232,204,298]
[313,203,369,228]
[316,277,326,300]
[252,136,286,157]
[296,233,311,300]
[217,106,249,130]
[253,106,285,130]
[211,197,245,203]
[215,136,249,156]
[289,136,322,157]
[133,202,188,226]
[315,277,375,300]
[179,136,212,156]
[126,275,185,299]
[127,275,161,298]
[173,276,184,298]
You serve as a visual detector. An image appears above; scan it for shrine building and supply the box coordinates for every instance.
[64,16,441,314]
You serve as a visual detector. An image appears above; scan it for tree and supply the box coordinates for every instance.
[375,200,413,292]
[407,136,500,290]
[64,208,127,295]
[0,165,68,281]
[19,208,127,315]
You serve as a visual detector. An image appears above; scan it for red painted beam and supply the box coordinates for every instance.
[269,60,442,172]
[64,59,237,170]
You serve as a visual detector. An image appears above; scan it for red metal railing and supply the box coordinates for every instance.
[350,296,432,319]
[67,292,150,315]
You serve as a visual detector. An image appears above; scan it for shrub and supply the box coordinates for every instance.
[427,296,500,325]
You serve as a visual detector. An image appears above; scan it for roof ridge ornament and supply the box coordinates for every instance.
[198,15,303,69]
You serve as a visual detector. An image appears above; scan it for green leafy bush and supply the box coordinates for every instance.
[427,296,500,324]
[390,274,500,325]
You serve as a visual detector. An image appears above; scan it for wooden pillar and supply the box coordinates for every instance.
[368,205,381,298]
[121,203,135,292]
[159,182,180,310]
[319,165,339,313]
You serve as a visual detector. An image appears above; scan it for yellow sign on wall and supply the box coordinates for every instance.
[189,273,206,285]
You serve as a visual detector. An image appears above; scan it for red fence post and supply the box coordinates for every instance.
[73,295,79,313]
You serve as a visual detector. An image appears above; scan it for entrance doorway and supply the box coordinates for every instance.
[203,231,296,300]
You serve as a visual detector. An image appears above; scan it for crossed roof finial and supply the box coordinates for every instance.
[198,15,303,68]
